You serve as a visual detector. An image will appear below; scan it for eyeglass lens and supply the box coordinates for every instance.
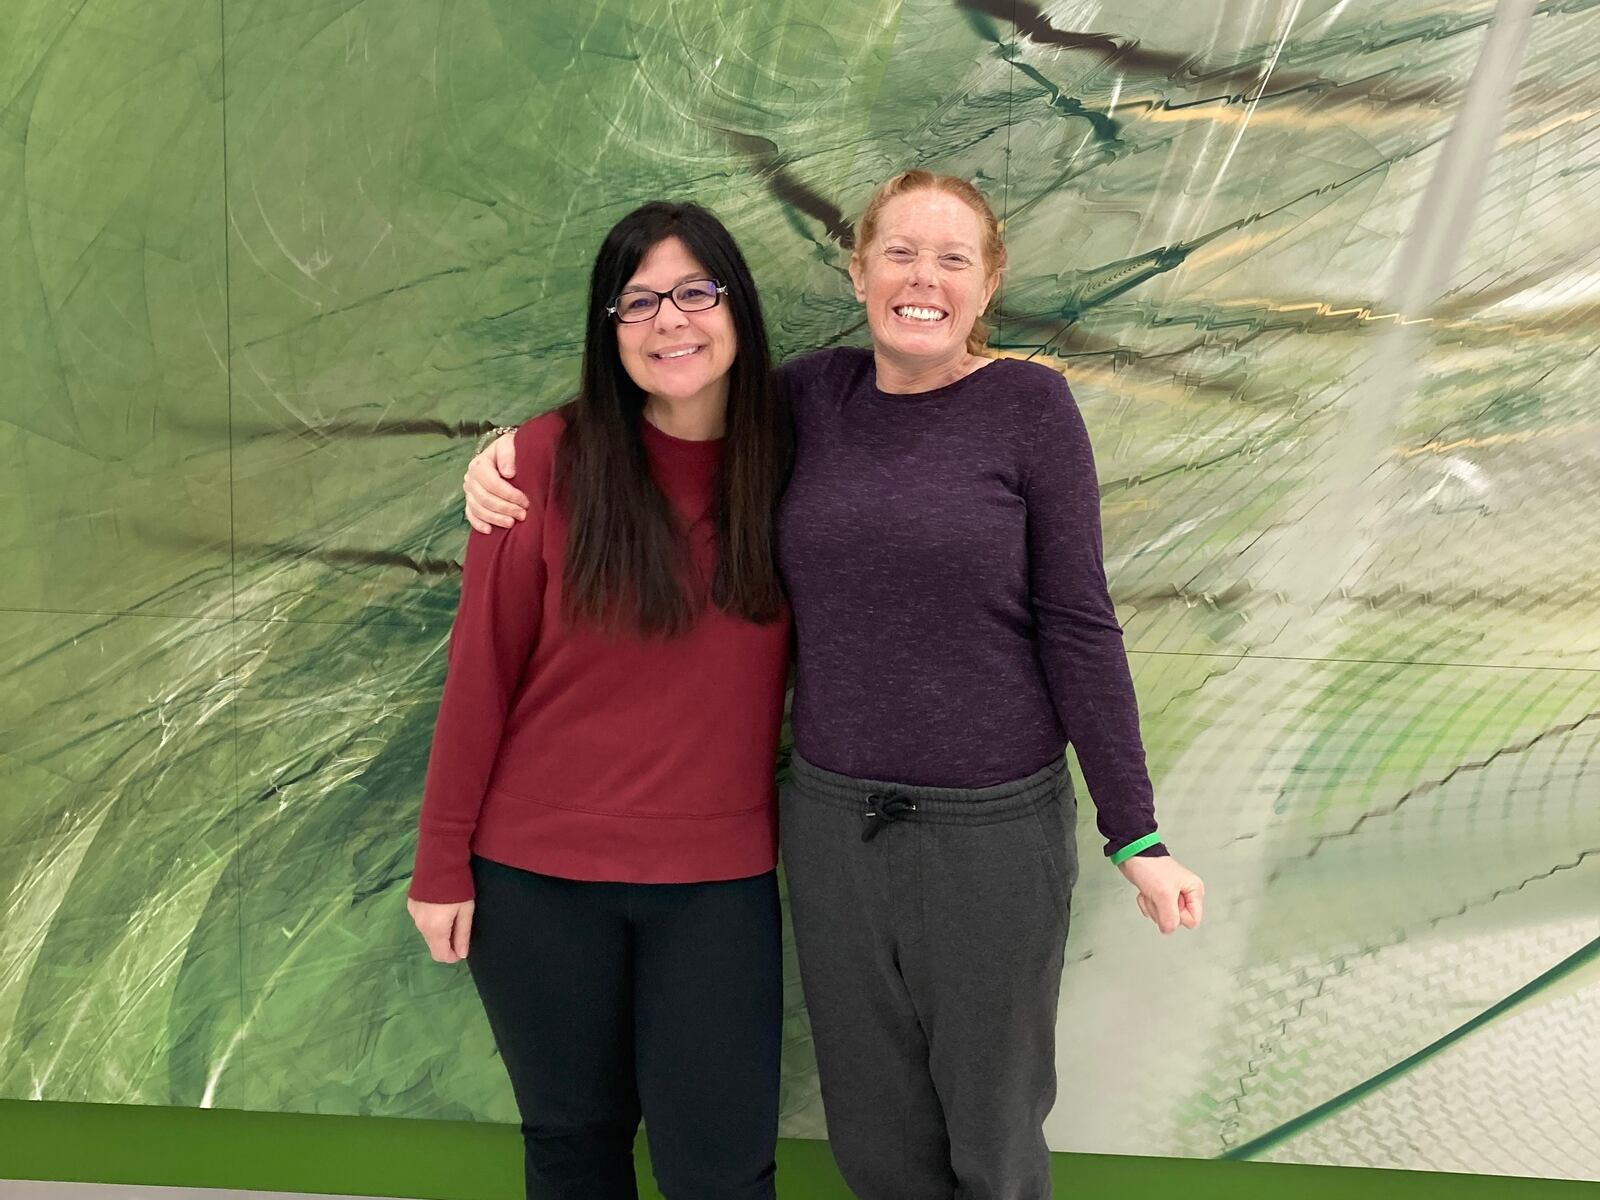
[613,280,720,322]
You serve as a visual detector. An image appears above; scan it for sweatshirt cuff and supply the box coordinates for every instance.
[409,837,477,904]
[1107,832,1168,864]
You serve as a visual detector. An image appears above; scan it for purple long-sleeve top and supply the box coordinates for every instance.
[775,347,1166,861]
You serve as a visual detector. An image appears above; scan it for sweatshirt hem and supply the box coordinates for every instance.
[470,788,778,884]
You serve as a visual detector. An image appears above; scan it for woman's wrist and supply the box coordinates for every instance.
[1109,831,1165,865]
[473,424,518,455]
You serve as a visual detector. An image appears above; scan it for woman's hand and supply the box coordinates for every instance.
[464,431,529,534]
[1117,855,1204,935]
[407,897,476,963]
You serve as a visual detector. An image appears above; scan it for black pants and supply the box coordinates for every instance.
[467,856,782,1200]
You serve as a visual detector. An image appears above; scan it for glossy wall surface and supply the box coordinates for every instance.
[2,0,1597,1182]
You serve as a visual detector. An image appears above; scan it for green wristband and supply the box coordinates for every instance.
[1110,832,1161,865]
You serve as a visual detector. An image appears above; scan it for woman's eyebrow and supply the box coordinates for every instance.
[622,272,711,290]
[882,233,977,252]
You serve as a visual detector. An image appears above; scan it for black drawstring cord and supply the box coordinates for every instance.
[861,792,918,842]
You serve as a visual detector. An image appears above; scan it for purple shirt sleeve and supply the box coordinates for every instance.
[1023,376,1167,860]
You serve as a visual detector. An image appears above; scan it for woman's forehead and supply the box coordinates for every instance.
[876,191,984,245]
[626,237,709,287]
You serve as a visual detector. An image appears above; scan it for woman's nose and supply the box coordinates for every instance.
[653,302,690,332]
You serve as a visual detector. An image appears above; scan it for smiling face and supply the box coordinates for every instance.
[613,235,737,410]
[848,188,1000,371]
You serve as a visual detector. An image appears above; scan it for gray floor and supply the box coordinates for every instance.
[1,1185,417,1200]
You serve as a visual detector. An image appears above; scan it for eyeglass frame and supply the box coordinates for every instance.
[605,278,729,323]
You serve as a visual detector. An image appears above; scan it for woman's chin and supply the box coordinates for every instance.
[874,324,962,361]
[637,370,729,403]
[653,378,711,400]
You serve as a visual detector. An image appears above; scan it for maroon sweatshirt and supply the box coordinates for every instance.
[408,412,791,904]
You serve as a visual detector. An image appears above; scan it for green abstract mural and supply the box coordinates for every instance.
[2,0,1597,1183]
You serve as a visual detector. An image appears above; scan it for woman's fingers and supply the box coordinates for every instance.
[491,432,518,479]
[408,899,469,963]
[1155,887,1181,934]
[471,446,530,513]
[481,475,529,512]
[464,476,518,530]
[463,482,495,534]
[451,903,474,960]
[1135,886,1180,934]
[464,461,526,525]
[464,466,526,514]
[460,433,526,532]
[423,911,459,962]
[1126,862,1205,934]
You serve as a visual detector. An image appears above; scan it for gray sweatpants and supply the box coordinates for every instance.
[780,752,1078,1200]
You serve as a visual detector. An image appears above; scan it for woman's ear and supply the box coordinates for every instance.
[847,252,867,303]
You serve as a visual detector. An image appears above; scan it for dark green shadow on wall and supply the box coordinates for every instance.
[1,1101,1596,1198]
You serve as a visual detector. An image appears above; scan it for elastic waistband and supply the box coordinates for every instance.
[787,752,1070,825]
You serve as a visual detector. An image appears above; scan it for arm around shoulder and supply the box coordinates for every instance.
[464,411,562,532]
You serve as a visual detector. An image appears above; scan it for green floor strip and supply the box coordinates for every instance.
[2,1100,1597,1198]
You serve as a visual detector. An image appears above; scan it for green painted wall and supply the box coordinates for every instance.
[2,0,1597,1186]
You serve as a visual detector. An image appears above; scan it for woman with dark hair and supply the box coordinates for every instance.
[405,201,792,1200]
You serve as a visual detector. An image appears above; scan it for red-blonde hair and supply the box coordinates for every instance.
[852,170,1007,356]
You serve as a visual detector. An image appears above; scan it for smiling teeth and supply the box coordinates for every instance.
[896,306,946,322]
[656,347,700,359]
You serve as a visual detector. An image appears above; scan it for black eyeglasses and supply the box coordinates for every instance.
[606,278,727,323]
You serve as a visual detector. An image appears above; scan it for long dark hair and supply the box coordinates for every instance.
[554,201,790,637]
